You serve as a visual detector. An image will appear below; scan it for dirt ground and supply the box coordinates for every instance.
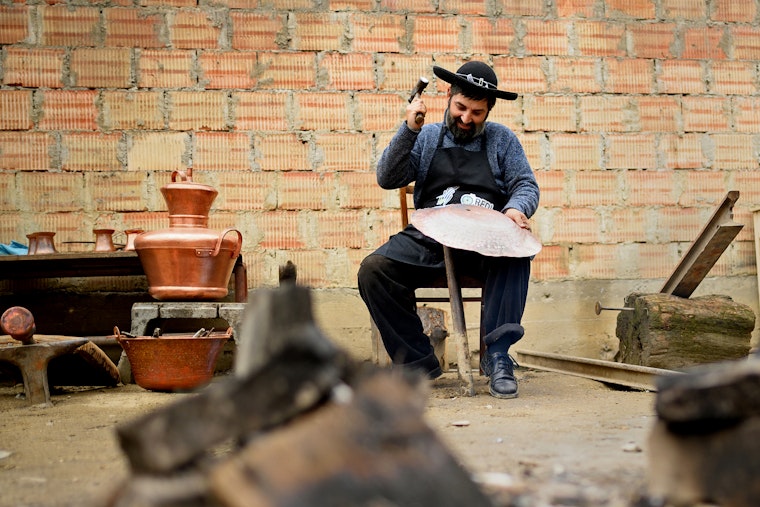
[0,365,657,507]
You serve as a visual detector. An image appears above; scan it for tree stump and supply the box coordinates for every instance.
[615,293,755,369]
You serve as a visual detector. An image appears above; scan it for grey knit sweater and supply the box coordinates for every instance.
[376,118,540,217]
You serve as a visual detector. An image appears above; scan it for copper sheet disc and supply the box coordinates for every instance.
[411,204,542,258]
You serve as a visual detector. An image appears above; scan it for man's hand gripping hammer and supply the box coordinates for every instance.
[408,76,429,126]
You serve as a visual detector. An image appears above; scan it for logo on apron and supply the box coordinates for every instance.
[460,193,494,209]
[436,186,458,206]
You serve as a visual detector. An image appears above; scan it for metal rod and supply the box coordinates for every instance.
[513,349,680,391]
[594,301,635,315]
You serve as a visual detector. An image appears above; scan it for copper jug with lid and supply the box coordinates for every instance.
[134,168,243,300]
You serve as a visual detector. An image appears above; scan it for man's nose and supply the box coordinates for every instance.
[460,111,471,124]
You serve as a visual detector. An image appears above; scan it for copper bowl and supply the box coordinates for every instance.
[114,327,232,392]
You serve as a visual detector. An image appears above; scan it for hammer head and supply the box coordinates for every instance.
[408,76,429,103]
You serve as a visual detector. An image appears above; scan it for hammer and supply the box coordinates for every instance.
[408,76,429,126]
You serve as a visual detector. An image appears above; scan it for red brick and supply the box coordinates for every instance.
[530,245,570,281]
[378,54,433,91]
[127,132,188,171]
[605,58,653,94]
[0,133,54,170]
[314,133,373,172]
[606,207,648,243]
[656,60,705,94]
[0,90,33,130]
[168,91,229,131]
[41,5,100,46]
[556,0,597,17]
[330,0,375,10]
[0,5,29,44]
[215,172,277,211]
[629,23,677,58]
[354,93,406,132]
[485,99,522,132]
[637,96,679,132]
[38,90,98,131]
[351,13,406,53]
[256,52,317,90]
[231,12,285,51]
[61,132,122,171]
[379,0,436,12]
[2,48,65,88]
[549,133,602,170]
[198,50,257,89]
[338,172,388,209]
[605,0,655,19]
[550,57,601,93]
[194,132,251,172]
[731,26,760,60]
[570,170,619,206]
[571,244,621,278]
[578,95,635,133]
[535,171,567,208]
[606,134,657,170]
[682,96,730,132]
[101,91,164,131]
[321,53,375,91]
[370,209,403,247]
[523,19,571,55]
[70,48,132,88]
[278,172,337,210]
[256,210,307,249]
[0,174,15,211]
[292,12,346,51]
[712,134,756,170]
[661,133,704,169]
[623,170,678,206]
[294,92,352,131]
[138,50,195,88]
[233,92,289,132]
[273,249,332,288]
[105,8,166,48]
[524,96,576,132]
[493,57,547,94]
[413,16,461,53]
[734,97,760,133]
[575,21,626,57]
[170,9,222,49]
[656,206,705,242]
[315,210,366,248]
[551,207,602,243]
[141,0,196,6]
[470,17,515,55]
[679,171,728,206]
[682,26,727,59]
[733,171,760,205]
[635,243,678,279]
[86,172,145,212]
[710,61,756,95]
[711,0,756,22]
[18,171,85,212]
[256,133,310,171]
[661,0,707,19]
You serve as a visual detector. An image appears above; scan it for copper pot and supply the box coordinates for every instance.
[134,169,243,301]
[93,229,116,252]
[124,229,143,251]
[30,232,57,254]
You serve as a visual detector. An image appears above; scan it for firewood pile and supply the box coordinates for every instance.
[107,284,494,507]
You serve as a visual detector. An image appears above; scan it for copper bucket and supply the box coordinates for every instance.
[134,169,243,300]
[114,326,232,392]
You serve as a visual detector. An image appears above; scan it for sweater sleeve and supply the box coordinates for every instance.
[376,123,420,190]
[495,129,540,218]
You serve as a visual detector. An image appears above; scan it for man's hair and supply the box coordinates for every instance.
[450,83,497,110]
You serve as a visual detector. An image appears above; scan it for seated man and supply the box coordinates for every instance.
[357,61,540,399]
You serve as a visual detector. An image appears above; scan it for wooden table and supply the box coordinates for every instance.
[0,252,248,302]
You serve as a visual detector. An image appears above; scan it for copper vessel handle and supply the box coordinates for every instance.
[210,228,243,258]
[171,167,193,183]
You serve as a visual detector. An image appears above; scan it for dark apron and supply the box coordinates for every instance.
[374,126,506,268]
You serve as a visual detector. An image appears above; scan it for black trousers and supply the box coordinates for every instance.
[358,251,530,368]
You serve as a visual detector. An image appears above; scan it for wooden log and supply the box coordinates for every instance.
[209,370,492,507]
[616,293,755,369]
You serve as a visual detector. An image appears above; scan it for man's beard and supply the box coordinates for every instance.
[445,109,486,143]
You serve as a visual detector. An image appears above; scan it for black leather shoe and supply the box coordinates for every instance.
[488,352,518,399]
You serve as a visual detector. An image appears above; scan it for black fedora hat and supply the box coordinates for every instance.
[433,61,518,100]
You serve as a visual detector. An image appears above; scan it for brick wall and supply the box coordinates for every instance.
[1,0,759,290]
